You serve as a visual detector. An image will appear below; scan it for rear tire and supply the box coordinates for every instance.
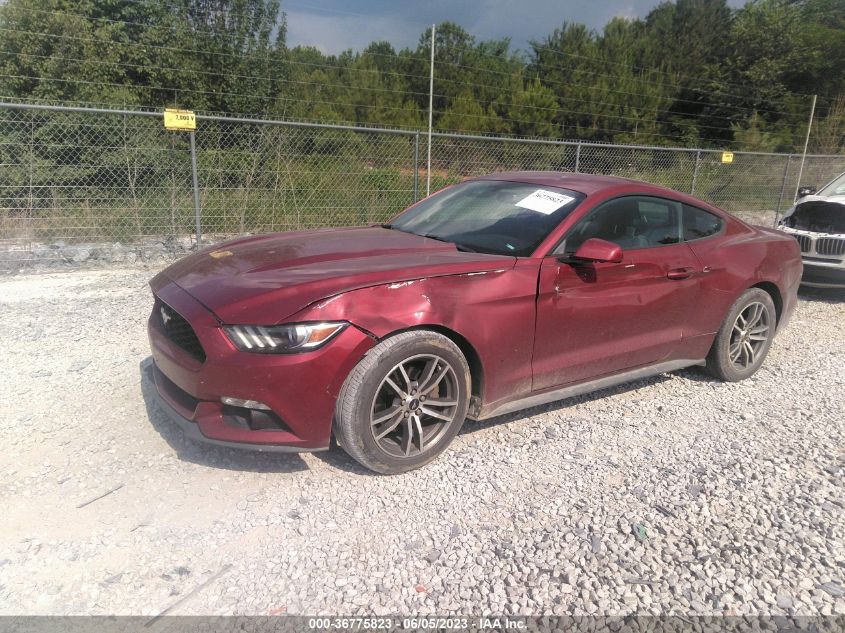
[705,288,776,382]
[334,330,471,474]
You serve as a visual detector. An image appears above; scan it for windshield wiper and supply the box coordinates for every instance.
[380,223,416,235]
[421,233,479,252]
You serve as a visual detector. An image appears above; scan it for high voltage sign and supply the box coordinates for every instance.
[163,108,196,131]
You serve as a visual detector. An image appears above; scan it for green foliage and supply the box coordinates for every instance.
[0,0,842,151]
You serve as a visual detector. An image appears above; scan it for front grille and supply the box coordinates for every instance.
[156,300,206,362]
[792,233,813,253]
[816,237,845,257]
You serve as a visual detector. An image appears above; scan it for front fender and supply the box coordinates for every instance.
[290,262,541,407]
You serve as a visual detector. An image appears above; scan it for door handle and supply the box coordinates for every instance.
[667,267,694,280]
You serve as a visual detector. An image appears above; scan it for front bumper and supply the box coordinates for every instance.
[151,370,321,453]
[147,278,376,451]
[801,260,845,288]
[778,226,845,288]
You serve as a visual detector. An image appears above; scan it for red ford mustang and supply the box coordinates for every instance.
[148,172,802,473]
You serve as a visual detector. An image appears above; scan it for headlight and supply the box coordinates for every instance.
[223,322,347,353]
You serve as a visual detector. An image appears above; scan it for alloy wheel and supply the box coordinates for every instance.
[370,354,460,459]
[728,301,771,370]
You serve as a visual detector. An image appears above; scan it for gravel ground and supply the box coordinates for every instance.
[1,266,843,617]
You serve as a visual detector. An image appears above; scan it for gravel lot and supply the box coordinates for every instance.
[1,266,843,617]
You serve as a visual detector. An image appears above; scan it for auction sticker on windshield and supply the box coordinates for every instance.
[516,189,575,215]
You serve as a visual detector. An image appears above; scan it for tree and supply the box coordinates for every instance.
[508,80,559,138]
[812,94,845,154]
[0,0,843,151]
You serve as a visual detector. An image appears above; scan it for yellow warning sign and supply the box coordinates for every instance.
[721,151,734,164]
[163,108,196,131]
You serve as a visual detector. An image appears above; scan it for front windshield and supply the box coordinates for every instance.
[389,180,585,256]
[818,172,845,197]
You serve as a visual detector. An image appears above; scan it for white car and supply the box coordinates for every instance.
[778,172,845,288]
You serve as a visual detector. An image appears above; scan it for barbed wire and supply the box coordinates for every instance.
[0,72,429,115]
[0,46,786,136]
[0,16,810,119]
[0,97,761,148]
[429,109,739,147]
[527,42,820,100]
[438,94,749,137]
[434,57,807,119]
[0,49,434,100]
[0,6,826,152]
[0,69,757,148]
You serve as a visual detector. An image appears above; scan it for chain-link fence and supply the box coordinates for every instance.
[2,101,844,267]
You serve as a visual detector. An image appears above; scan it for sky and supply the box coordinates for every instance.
[284,0,747,55]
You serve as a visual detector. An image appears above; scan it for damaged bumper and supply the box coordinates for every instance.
[147,278,376,451]
[778,197,845,288]
[800,262,845,288]
[778,226,845,288]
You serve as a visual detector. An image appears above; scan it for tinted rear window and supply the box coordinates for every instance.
[683,205,724,241]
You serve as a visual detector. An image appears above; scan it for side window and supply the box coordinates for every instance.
[558,196,682,253]
[637,199,682,245]
[683,204,724,241]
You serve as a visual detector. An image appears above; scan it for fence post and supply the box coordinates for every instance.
[774,154,792,226]
[691,150,701,195]
[413,131,420,203]
[574,143,581,173]
[28,111,34,242]
[189,131,202,247]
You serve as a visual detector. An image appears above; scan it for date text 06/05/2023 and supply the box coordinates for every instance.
[307,616,528,630]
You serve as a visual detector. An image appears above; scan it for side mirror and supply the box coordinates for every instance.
[571,238,623,263]
[797,186,817,198]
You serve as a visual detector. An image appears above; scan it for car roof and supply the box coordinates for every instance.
[471,171,678,196]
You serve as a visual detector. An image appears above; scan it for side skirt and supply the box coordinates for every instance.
[471,359,704,421]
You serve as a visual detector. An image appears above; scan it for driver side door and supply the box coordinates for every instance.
[532,195,702,391]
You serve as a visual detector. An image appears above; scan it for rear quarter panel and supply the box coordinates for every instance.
[685,220,802,341]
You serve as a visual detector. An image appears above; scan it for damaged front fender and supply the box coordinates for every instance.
[288,262,542,407]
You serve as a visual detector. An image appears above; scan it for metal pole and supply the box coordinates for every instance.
[413,131,420,203]
[28,111,34,226]
[775,154,792,226]
[574,142,581,173]
[426,23,435,197]
[189,131,202,247]
[690,150,701,195]
[793,94,817,202]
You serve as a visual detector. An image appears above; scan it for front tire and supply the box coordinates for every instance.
[334,330,471,474]
[706,288,776,382]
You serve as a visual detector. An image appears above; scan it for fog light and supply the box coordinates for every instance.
[220,396,271,411]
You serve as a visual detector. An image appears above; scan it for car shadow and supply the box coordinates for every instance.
[456,371,682,436]
[138,358,310,474]
[311,439,382,476]
[137,359,720,477]
[312,374,676,475]
[798,285,845,303]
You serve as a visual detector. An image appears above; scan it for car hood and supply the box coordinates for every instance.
[781,195,845,235]
[155,226,515,324]
[782,194,845,217]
